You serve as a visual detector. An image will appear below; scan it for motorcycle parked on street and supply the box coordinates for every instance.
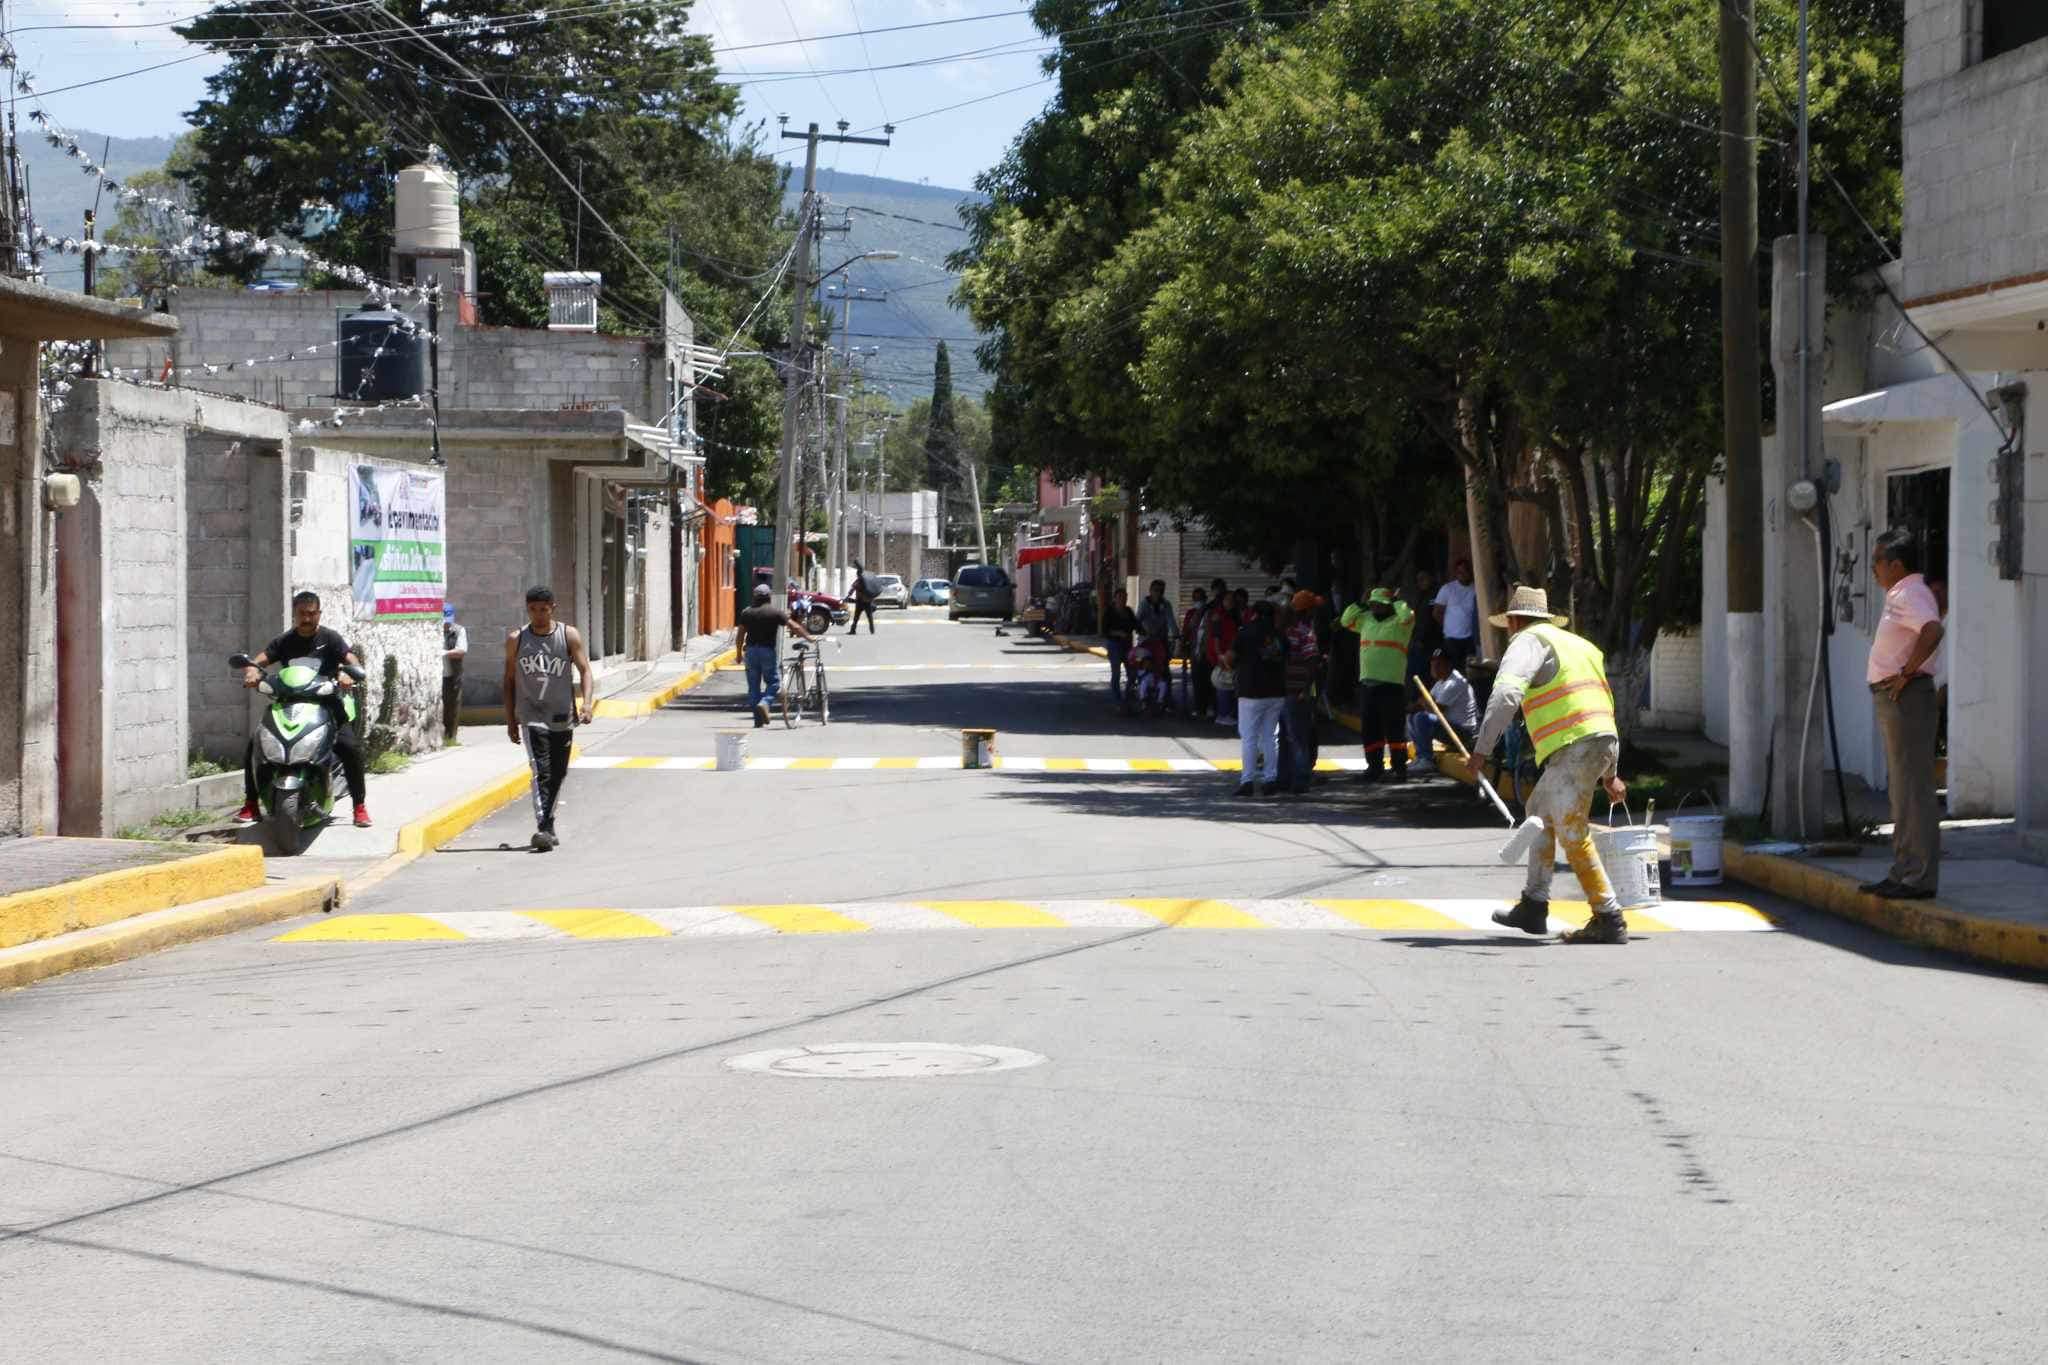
[230,652,365,856]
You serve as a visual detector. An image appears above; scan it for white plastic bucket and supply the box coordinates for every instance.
[1668,814,1725,886]
[962,728,996,769]
[714,729,750,772]
[1593,823,1664,910]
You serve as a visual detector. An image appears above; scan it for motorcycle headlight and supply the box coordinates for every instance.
[259,730,287,764]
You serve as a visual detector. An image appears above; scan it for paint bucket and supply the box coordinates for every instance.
[962,728,997,769]
[1668,815,1725,886]
[1592,805,1663,910]
[714,729,750,772]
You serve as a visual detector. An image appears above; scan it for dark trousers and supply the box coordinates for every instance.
[244,707,365,808]
[1107,639,1131,701]
[1278,693,1319,790]
[1360,681,1407,774]
[1874,676,1942,891]
[1192,656,1215,717]
[442,674,463,741]
[523,725,574,833]
[1443,635,1477,668]
[850,601,876,633]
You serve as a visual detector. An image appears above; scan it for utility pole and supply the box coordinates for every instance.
[1720,0,1766,816]
[965,458,989,564]
[826,287,884,587]
[772,119,889,609]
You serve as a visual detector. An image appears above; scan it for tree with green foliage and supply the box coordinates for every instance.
[96,133,234,300]
[922,342,958,492]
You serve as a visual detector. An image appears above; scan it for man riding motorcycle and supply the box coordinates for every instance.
[233,591,372,828]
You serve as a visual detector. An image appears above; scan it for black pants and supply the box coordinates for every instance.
[523,725,574,833]
[850,600,876,633]
[1360,681,1407,774]
[1443,635,1477,668]
[244,705,366,807]
[442,674,463,741]
[1192,657,1215,717]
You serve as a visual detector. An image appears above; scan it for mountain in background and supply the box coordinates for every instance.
[791,167,990,403]
[18,130,178,291]
[21,133,992,404]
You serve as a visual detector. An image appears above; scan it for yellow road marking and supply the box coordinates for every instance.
[521,910,670,939]
[1312,899,1466,931]
[788,757,839,771]
[875,757,921,769]
[1043,758,1087,771]
[1122,898,1267,929]
[275,913,464,942]
[728,904,869,934]
[1127,758,1172,772]
[613,757,668,770]
[922,900,1067,928]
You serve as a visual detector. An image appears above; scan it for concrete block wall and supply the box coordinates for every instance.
[101,291,377,408]
[291,443,442,755]
[186,433,258,763]
[638,501,672,659]
[443,444,556,692]
[1902,0,2048,301]
[1642,630,1705,731]
[447,327,660,417]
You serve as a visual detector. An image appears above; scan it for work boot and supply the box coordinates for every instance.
[1490,895,1550,936]
[232,802,259,825]
[1232,783,1256,799]
[1560,913,1629,944]
[754,704,769,728]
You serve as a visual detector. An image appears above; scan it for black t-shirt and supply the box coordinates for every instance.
[1103,605,1139,649]
[739,604,789,648]
[1233,617,1287,699]
[264,625,352,677]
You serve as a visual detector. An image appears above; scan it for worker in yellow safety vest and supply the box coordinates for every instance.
[1463,585,1633,944]
[1338,586,1416,781]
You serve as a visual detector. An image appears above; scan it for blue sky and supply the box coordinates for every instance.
[8,0,1053,192]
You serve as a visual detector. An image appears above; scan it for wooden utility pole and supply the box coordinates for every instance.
[1721,0,1766,814]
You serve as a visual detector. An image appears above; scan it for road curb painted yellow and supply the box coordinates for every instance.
[0,844,266,951]
[1723,842,2048,973]
[592,649,737,719]
[0,877,339,990]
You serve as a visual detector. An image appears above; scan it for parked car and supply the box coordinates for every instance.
[949,564,1014,621]
[789,586,849,635]
[911,578,952,606]
[869,573,910,609]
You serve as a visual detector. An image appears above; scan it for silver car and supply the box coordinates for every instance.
[911,578,952,606]
[870,573,910,609]
[949,564,1014,621]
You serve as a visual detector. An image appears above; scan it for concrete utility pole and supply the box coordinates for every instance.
[826,288,883,587]
[1772,233,1828,839]
[772,119,889,607]
[965,458,989,564]
[1720,0,1767,816]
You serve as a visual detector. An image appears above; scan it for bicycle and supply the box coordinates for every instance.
[781,639,830,727]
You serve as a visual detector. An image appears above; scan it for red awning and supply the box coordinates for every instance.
[1017,544,1072,568]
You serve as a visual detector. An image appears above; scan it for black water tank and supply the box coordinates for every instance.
[336,307,425,402]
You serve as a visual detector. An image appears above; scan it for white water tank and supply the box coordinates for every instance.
[395,161,461,253]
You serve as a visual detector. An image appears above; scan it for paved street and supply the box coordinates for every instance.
[5,608,2047,1361]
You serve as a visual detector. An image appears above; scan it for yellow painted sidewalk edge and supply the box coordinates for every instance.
[0,877,339,991]
[592,648,738,719]
[1723,842,2048,973]
[0,844,265,951]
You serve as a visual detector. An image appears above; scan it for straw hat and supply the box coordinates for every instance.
[1488,584,1568,629]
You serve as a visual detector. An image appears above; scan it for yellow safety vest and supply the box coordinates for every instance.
[1341,600,1415,685]
[1513,623,1617,764]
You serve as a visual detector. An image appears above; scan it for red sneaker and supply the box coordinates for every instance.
[232,802,259,825]
[352,805,373,828]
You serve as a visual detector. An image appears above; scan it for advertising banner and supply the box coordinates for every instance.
[349,464,446,620]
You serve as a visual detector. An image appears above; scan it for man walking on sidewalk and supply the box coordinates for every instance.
[846,563,879,635]
[736,582,812,726]
[504,586,595,853]
[441,603,467,743]
[1465,586,1631,943]
[1340,587,1416,780]
[1861,529,1945,900]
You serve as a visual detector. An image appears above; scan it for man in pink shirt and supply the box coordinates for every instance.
[1862,528,1945,899]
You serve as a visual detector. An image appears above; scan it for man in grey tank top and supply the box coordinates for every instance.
[502,585,595,852]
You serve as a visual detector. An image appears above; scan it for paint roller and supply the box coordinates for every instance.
[1412,674,1544,864]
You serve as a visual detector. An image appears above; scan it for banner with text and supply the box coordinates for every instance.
[349,464,446,620]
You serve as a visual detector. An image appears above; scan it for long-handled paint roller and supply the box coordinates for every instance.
[1413,674,1545,864]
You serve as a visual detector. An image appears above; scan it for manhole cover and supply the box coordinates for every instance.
[724,1043,1046,1080]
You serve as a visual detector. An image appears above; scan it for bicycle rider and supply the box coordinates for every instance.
[736,582,813,727]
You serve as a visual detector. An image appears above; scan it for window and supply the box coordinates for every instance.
[1885,467,1950,593]
[957,566,1006,588]
[1983,0,2048,62]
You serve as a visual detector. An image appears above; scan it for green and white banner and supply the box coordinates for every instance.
[349,464,446,620]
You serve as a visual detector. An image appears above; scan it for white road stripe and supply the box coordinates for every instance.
[747,756,796,770]
[1235,899,1359,930]
[425,912,564,940]
[1034,900,1160,928]
[572,755,633,769]
[1631,900,1775,932]
[657,757,714,770]
[915,756,957,769]
[999,756,1047,771]
[635,907,778,936]
[822,902,964,931]
[1165,758,1220,773]
[831,757,880,770]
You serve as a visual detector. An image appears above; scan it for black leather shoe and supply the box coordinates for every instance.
[1858,878,1900,895]
[1876,883,1937,900]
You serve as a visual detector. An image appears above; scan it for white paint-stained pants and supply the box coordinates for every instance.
[1524,733,1624,921]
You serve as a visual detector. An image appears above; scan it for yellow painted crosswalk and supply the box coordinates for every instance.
[277,898,1777,942]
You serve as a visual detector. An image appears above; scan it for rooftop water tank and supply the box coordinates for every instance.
[395,161,461,254]
[336,307,425,402]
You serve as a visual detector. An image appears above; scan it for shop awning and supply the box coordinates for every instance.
[1017,543,1072,568]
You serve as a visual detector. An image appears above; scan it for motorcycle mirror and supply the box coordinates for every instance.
[229,653,254,669]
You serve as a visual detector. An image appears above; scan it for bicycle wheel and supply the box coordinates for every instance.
[781,659,805,728]
[815,660,830,724]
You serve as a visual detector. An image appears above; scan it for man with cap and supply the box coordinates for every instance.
[1464,586,1632,944]
[1339,586,1416,781]
[734,582,812,727]
[441,602,467,743]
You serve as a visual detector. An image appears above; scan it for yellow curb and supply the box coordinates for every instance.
[397,765,537,858]
[0,877,340,991]
[0,843,266,951]
[1722,842,2048,973]
[592,649,738,719]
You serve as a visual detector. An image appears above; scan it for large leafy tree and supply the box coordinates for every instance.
[172,0,793,499]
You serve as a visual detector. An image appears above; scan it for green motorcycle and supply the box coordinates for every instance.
[230,652,365,856]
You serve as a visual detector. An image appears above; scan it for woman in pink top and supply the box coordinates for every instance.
[1862,528,1945,900]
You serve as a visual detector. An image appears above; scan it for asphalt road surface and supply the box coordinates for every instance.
[6,607,2046,1362]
